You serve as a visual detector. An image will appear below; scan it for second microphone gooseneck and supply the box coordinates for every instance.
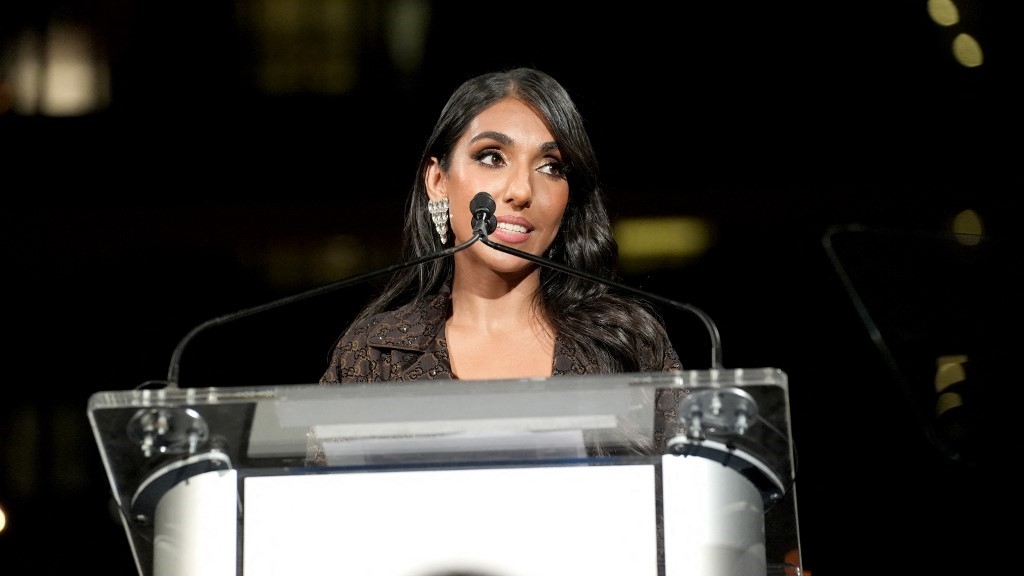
[469,191,724,370]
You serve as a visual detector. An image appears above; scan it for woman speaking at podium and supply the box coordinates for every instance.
[319,67,681,385]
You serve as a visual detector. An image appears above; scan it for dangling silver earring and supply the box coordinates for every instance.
[427,197,450,244]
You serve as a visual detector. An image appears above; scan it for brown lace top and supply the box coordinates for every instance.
[320,284,682,384]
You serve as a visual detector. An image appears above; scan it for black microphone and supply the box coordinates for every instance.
[471,191,498,236]
[473,192,724,369]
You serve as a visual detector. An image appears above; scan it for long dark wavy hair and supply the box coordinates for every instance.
[353,67,674,372]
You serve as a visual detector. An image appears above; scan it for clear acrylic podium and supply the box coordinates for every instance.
[88,368,801,576]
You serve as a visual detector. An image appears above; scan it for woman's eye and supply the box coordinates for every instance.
[538,160,567,178]
[473,149,504,167]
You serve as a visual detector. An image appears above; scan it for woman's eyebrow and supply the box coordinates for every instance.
[469,130,513,146]
[540,141,559,153]
[470,131,559,154]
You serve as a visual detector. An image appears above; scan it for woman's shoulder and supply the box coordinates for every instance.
[376,289,450,324]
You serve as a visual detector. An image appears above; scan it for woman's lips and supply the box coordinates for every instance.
[491,216,533,243]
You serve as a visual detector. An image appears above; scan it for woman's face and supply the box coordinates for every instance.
[426,97,570,275]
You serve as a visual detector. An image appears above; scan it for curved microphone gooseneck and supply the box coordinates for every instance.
[163,215,490,389]
[469,192,725,370]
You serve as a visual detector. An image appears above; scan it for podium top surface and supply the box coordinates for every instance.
[90,368,794,502]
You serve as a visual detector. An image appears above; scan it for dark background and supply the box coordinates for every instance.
[2,1,1020,574]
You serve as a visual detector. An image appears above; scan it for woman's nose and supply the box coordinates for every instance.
[500,171,532,207]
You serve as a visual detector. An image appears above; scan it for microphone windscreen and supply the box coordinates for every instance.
[470,192,496,215]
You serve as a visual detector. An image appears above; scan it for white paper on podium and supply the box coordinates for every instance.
[243,464,657,576]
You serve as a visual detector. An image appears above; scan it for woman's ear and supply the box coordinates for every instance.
[424,157,446,201]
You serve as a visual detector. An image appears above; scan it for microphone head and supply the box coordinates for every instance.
[470,192,496,214]
[470,192,497,235]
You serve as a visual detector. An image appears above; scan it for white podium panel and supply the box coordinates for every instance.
[152,467,237,576]
[244,465,657,576]
[663,455,766,576]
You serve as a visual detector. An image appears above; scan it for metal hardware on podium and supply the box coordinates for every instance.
[678,386,758,440]
[127,407,210,458]
[123,407,234,528]
[666,386,785,508]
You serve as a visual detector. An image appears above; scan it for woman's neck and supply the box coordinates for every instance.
[445,269,555,380]
[449,270,542,329]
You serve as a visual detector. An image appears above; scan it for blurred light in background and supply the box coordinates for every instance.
[614,216,714,273]
[927,0,961,26]
[384,0,431,77]
[0,0,991,119]
[934,354,969,416]
[951,33,983,68]
[251,0,430,94]
[253,0,362,94]
[952,209,983,246]
[263,234,393,291]
[7,21,109,115]
[2,0,432,115]
[927,0,984,68]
